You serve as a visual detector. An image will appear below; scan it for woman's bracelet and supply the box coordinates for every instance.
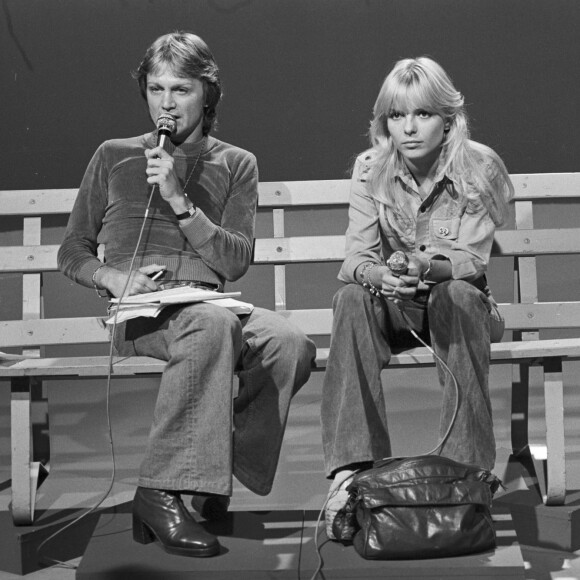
[360,262,382,297]
[92,265,109,298]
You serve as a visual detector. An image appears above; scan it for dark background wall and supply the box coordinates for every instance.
[3,0,579,189]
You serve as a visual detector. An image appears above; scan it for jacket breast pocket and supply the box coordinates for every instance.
[432,217,460,241]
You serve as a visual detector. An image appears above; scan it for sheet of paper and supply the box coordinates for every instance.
[204,298,254,315]
[105,291,253,324]
[109,286,241,305]
[105,303,165,325]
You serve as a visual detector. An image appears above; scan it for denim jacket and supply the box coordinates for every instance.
[339,144,505,288]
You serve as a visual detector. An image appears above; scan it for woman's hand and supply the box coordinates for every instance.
[404,255,430,279]
[370,256,430,302]
[366,265,410,301]
[392,256,430,300]
[95,264,166,298]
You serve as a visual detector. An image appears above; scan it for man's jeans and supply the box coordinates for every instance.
[321,281,502,477]
[113,304,316,496]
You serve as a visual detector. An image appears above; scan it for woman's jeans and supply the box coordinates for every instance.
[321,281,502,477]
[113,304,316,496]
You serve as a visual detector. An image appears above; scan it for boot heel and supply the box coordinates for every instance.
[133,513,155,544]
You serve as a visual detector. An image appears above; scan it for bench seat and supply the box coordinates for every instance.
[2,336,580,378]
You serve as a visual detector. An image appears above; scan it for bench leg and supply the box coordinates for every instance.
[542,357,566,506]
[10,377,49,525]
[511,358,567,506]
[511,362,530,454]
[510,361,545,493]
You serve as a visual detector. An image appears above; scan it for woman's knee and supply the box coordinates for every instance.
[428,280,492,343]
[332,283,370,314]
[429,280,485,312]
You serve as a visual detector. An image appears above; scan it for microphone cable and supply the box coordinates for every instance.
[36,118,175,569]
[305,281,461,580]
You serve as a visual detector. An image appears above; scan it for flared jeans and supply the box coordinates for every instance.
[113,304,316,496]
[321,281,502,477]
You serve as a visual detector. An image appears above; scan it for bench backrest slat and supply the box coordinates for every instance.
[2,173,580,216]
[3,227,579,274]
[2,301,580,349]
[1,189,79,215]
[510,173,580,200]
[0,246,60,273]
[0,318,109,348]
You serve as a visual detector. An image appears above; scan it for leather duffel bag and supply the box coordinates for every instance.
[333,454,502,560]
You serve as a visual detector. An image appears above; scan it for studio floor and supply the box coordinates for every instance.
[1,364,580,579]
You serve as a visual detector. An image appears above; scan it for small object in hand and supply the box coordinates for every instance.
[386,251,409,276]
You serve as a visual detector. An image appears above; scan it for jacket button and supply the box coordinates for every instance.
[419,245,426,251]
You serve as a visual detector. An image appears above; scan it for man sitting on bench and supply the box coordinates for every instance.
[58,30,315,558]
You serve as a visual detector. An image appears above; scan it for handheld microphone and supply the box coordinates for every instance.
[156,114,177,151]
[386,251,409,276]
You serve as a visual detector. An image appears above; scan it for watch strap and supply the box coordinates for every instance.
[176,205,196,220]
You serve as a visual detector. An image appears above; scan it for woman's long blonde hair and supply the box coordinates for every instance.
[367,57,513,226]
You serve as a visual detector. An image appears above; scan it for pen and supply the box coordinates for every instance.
[150,271,165,281]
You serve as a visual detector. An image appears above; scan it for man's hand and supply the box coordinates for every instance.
[145,147,182,202]
[145,147,194,217]
[95,264,166,298]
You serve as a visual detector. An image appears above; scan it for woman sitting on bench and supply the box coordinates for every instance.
[321,56,514,539]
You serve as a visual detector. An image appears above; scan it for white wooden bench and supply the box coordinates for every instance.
[1,174,580,525]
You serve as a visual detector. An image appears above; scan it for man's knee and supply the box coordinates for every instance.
[284,323,316,370]
[262,311,314,360]
[245,309,315,378]
[179,303,242,346]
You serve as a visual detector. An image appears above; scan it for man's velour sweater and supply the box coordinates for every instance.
[58,132,258,290]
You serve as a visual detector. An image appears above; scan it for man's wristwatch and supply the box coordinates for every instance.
[175,204,196,220]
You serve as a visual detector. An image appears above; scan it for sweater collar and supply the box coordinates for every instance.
[145,131,211,159]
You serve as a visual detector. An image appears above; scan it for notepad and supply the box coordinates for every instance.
[106,287,254,324]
